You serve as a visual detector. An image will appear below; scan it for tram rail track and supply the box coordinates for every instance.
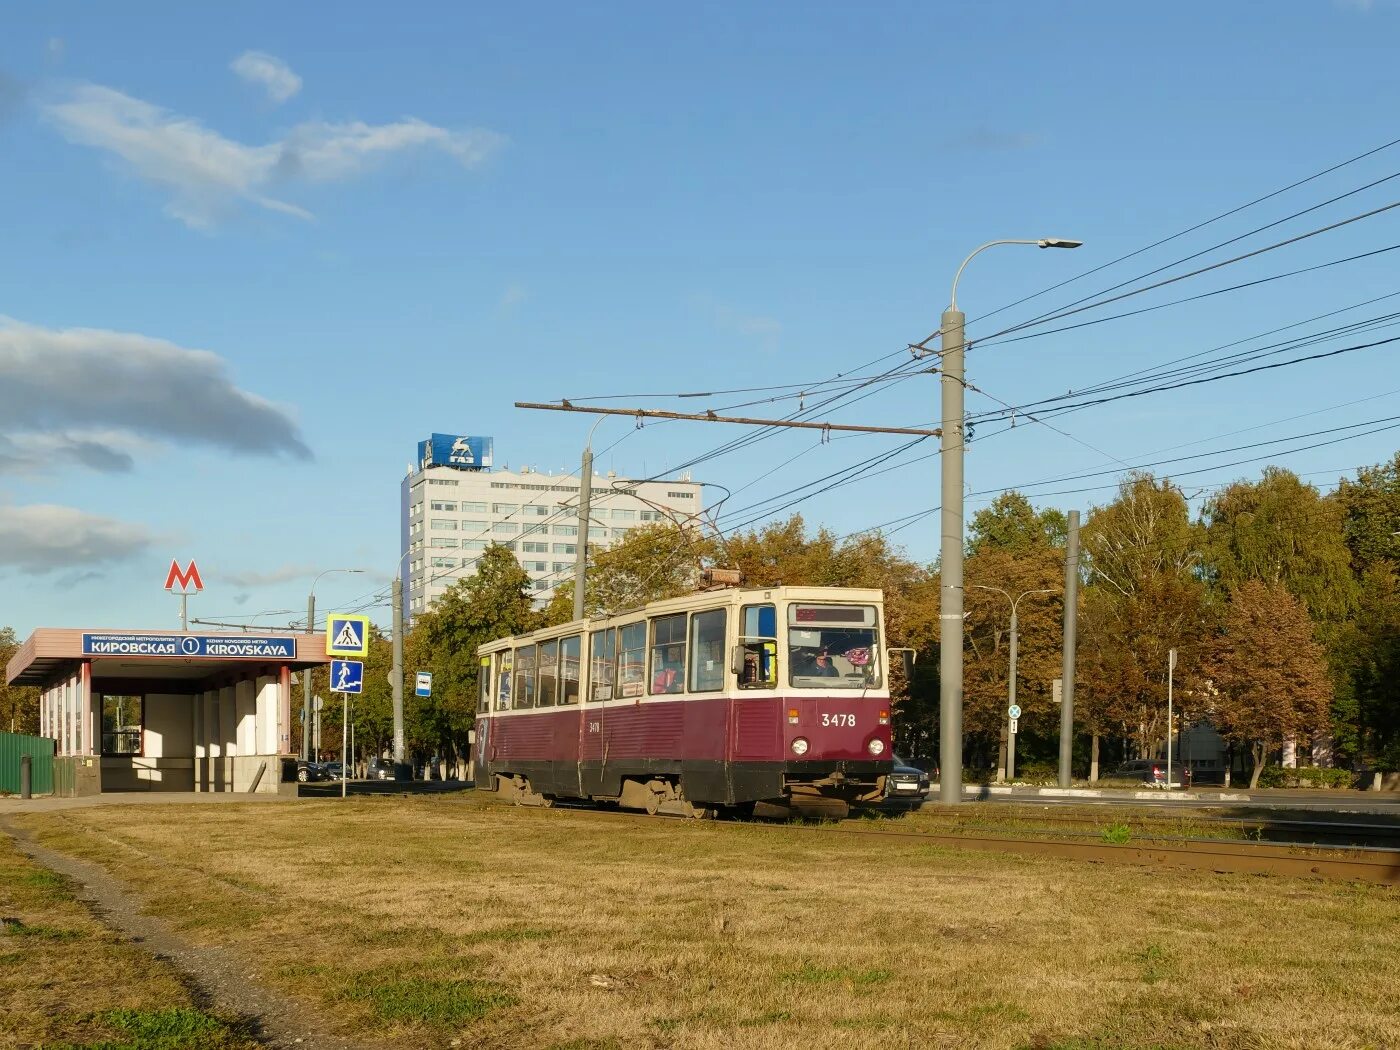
[501,797,1400,886]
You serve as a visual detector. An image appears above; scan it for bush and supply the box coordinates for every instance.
[1255,765,1353,789]
[1376,739,1400,773]
[1013,761,1057,785]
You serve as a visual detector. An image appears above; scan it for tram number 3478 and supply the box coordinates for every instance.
[820,713,856,728]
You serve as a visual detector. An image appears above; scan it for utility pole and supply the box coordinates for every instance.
[392,577,406,778]
[573,444,594,622]
[1167,647,1176,790]
[1058,509,1081,788]
[302,592,315,762]
[938,302,966,804]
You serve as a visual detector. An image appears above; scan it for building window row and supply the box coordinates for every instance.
[429,479,459,487]
[666,490,695,499]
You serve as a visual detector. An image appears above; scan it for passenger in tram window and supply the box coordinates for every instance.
[652,644,684,694]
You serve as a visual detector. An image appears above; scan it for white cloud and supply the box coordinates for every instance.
[218,563,321,587]
[0,504,152,574]
[41,82,504,229]
[230,50,302,104]
[499,284,528,311]
[0,317,310,459]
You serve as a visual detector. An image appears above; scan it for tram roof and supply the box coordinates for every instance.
[480,585,885,652]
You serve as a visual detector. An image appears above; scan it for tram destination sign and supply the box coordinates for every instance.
[82,633,297,659]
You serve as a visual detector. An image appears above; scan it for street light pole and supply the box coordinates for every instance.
[971,585,1056,783]
[303,568,365,762]
[573,416,606,622]
[938,238,1082,805]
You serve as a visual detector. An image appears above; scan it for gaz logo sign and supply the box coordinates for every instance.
[325,613,370,658]
[164,559,203,593]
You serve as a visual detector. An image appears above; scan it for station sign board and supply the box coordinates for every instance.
[82,634,296,659]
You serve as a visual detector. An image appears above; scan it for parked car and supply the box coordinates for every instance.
[295,760,330,783]
[323,761,345,781]
[366,756,396,781]
[1108,756,1187,789]
[884,754,931,806]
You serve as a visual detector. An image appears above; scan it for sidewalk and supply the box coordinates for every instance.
[932,782,1400,812]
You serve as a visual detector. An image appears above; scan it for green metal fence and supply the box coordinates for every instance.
[0,731,55,794]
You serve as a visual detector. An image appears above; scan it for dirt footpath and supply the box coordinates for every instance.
[2,819,368,1050]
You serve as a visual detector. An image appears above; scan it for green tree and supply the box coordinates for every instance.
[968,492,1067,555]
[1078,474,1212,765]
[1337,452,1400,574]
[407,544,540,768]
[1,626,40,735]
[1203,580,1333,788]
[1203,467,1356,625]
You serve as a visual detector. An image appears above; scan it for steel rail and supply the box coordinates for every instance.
[490,799,1400,886]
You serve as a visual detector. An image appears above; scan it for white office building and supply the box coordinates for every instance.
[400,434,703,618]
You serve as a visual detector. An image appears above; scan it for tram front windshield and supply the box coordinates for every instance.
[787,604,881,689]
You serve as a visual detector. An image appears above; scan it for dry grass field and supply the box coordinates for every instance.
[8,795,1400,1050]
[0,833,257,1049]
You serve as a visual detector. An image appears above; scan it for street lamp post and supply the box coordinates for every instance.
[938,237,1082,805]
[573,416,607,623]
[303,568,366,761]
[971,585,1057,782]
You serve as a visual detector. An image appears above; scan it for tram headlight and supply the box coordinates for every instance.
[791,737,810,756]
[867,738,886,756]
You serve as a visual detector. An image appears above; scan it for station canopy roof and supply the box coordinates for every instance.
[6,628,331,687]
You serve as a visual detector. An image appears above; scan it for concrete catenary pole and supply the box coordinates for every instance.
[1007,602,1019,781]
[302,593,315,761]
[938,238,1082,806]
[573,446,594,622]
[392,576,406,777]
[938,304,966,805]
[1058,509,1081,788]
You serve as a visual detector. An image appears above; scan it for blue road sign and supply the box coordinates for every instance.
[415,671,433,697]
[82,633,295,659]
[331,659,364,694]
[1008,704,1022,720]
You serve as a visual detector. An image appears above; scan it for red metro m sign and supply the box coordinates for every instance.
[164,559,204,594]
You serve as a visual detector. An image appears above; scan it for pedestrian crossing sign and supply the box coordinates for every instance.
[325,613,370,658]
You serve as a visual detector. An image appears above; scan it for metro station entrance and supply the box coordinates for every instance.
[5,628,329,794]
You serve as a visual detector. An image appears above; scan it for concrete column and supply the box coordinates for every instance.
[255,676,278,756]
[235,679,256,757]
[204,691,220,791]
[218,685,236,790]
[192,691,205,791]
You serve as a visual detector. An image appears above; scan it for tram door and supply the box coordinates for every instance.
[474,656,493,782]
[581,629,616,796]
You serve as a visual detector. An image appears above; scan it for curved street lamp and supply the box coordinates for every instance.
[970,585,1057,782]
[938,237,1082,805]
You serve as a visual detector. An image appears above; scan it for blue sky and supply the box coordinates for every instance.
[3,1,1399,636]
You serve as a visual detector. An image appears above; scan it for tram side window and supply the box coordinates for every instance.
[590,630,616,701]
[516,645,538,708]
[478,656,492,713]
[496,651,515,710]
[650,613,687,695]
[618,622,647,698]
[560,635,582,705]
[537,640,559,707]
[739,604,778,690]
[688,609,727,692]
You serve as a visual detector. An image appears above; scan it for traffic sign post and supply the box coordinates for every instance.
[329,659,364,801]
[415,671,433,698]
[1007,703,1022,782]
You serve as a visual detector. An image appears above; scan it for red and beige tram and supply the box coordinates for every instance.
[473,586,895,817]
